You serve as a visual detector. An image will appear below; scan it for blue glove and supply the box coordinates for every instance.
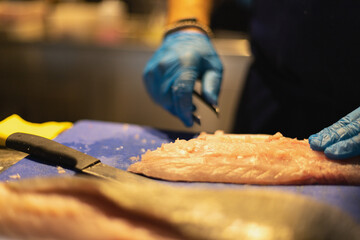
[309,107,360,159]
[143,31,223,127]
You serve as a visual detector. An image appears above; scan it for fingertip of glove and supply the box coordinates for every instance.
[308,134,324,151]
[178,111,194,128]
[203,92,218,106]
[183,118,193,128]
[324,137,360,160]
[202,72,222,106]
[324,142,359,160]
[324,145,346,160]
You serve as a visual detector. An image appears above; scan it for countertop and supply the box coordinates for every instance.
[0,147,27,174]
[1,119,360,224]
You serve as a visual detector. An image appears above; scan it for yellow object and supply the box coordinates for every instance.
[0,114,73,146]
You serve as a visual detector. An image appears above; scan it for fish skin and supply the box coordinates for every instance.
[128,132,360,185]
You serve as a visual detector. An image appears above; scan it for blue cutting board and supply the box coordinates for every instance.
[1,120,360,223]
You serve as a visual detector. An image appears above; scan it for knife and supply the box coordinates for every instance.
[5,132,148,183]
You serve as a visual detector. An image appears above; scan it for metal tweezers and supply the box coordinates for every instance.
[192,90,220,125]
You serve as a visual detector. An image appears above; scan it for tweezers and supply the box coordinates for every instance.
[192,90,220,125]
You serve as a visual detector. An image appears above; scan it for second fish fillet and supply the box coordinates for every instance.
[128,131,360,185]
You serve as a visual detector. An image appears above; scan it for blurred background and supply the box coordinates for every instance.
[0,0,252,133]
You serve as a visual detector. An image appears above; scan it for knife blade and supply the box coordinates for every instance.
[5,132,147,183]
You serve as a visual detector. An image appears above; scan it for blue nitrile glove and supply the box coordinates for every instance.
[309,107,360,159]
[143,31,223,127]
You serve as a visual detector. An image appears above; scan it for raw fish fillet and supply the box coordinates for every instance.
[128,131,360,185]
[0,178,183,240]
[1,177,360,240]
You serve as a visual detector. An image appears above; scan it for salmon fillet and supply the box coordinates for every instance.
[128,131,360,185]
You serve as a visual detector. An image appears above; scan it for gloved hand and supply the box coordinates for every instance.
[309,107,360,159]
[143,31,223,127]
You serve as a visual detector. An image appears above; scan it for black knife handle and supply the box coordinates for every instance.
[6,132,100,171]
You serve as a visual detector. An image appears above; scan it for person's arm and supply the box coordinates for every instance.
[142,0,223,127]
[167,0,213,25]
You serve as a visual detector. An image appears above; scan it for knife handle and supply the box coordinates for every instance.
[6,132,100,171]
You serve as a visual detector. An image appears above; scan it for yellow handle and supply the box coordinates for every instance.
[0,114,73,146]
